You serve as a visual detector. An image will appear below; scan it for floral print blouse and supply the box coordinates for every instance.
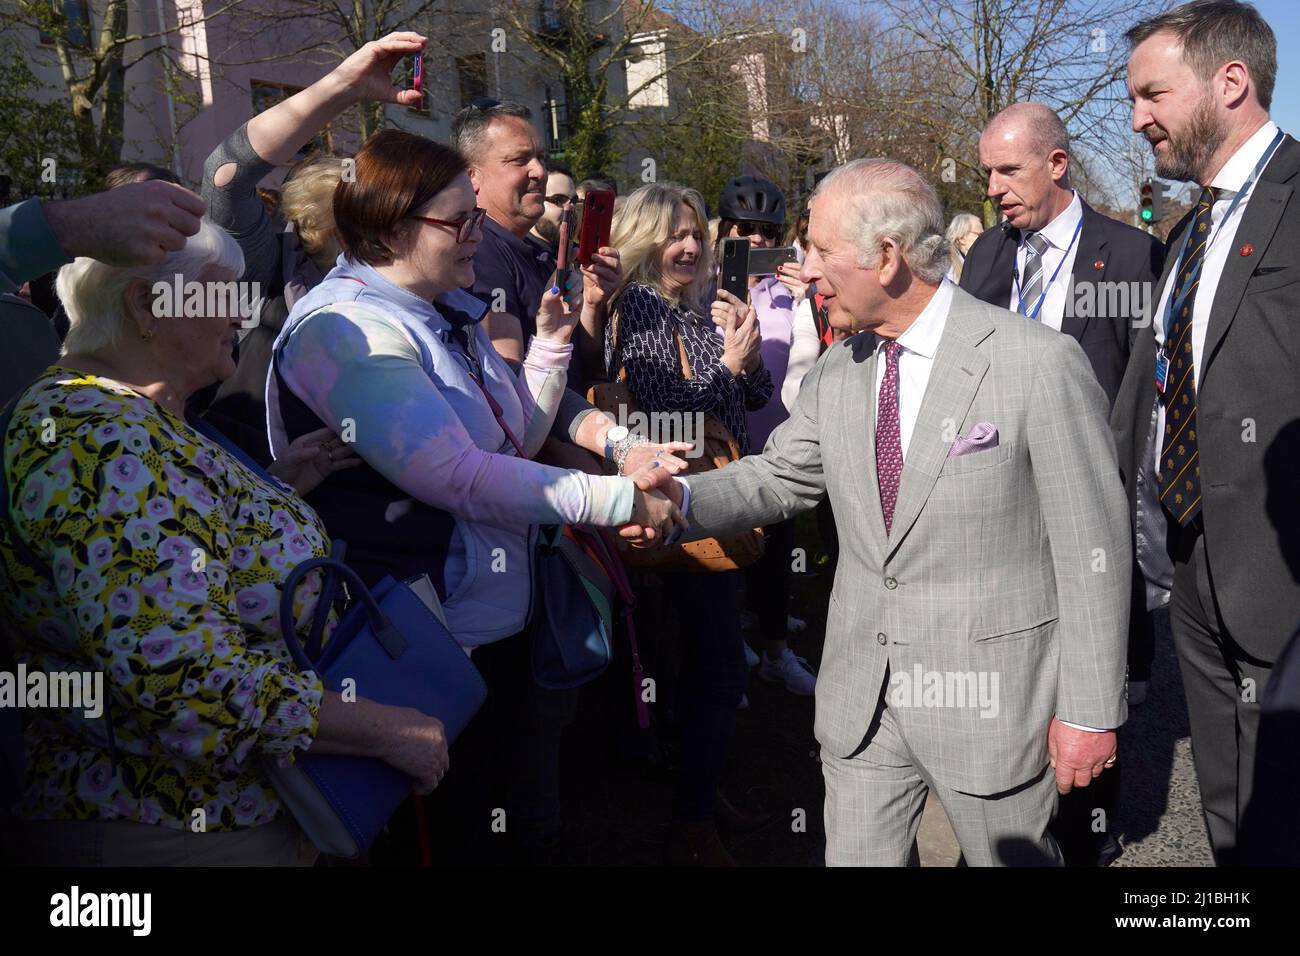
[0,367,328,831]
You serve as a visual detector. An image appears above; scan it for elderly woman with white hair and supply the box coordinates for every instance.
[945,212,984,283]
[0,218,453,866]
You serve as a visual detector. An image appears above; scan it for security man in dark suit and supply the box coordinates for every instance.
[960,101,1165,867]
[1114,0,1300,865]
[961,102,1165,410]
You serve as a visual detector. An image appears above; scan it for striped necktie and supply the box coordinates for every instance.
[1018,231,1051,317]
[1158,186,1217,526]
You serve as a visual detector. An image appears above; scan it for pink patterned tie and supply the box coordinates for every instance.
[876,340,904,534]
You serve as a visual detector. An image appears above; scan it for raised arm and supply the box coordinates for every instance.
[202,32,426,289]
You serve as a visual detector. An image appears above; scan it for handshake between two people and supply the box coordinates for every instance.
[617,442,691,549]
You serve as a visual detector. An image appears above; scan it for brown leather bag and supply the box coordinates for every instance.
[587,307,764,573]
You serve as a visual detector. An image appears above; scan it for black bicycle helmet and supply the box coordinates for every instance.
[718,175,786,225]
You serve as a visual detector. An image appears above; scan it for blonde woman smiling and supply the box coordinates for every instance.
[606,182,772,865]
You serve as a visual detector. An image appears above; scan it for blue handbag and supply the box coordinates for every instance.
[265,555,487,859]
[529,524,618,689]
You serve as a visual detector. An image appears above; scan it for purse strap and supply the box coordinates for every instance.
[568,526,650,730]
[279,557,406,670]
[469,372,527,458]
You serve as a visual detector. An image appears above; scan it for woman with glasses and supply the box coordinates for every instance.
[714,176,818,700]
[268,130,684,864]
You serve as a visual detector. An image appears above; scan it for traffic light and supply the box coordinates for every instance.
[1140,179,1166,223]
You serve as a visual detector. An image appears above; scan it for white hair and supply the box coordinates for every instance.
[813,158,950,285]
[57,218,244,355]
[945,212,983,247]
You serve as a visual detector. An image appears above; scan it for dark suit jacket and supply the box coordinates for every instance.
[959,198,1165,409]
[1111,135,1300,664]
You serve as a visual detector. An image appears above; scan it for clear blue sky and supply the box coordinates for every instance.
[1254,0,1299,136]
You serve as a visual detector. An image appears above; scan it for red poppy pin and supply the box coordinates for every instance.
[1093,259,1104,270]
[1239,243,1254,257]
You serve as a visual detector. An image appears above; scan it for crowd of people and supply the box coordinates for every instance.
[0,0,1296,868]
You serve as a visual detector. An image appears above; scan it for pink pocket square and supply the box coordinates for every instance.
[948,422,999,457]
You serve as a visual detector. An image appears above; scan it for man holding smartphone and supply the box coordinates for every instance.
[452,100,617,395]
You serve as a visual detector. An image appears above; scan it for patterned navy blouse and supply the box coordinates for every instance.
[607,282,774,455]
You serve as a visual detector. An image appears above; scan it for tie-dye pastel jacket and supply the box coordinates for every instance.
[266,256,633,646]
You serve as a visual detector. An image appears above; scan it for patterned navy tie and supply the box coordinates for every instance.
[1158,186,1217,527]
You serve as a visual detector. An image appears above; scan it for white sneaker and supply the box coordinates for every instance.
[786,615,807,635]
[759,648,817,696]
[744,642,760,668]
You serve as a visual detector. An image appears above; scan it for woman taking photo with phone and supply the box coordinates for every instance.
[606,182,772,865]
[714,176,817,698]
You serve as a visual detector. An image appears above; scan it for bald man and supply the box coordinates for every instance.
[961,102,1164,408]
[960,102,1164,868]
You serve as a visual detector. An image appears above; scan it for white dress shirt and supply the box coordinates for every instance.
[1151,120,1281,476]
[1008,190,1083,332]
[874,278,953,457]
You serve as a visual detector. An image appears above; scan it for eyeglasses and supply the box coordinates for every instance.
[545,194,578,207]
[409,207,487,243]
[734,221,782,241]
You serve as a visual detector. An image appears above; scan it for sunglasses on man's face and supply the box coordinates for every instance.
[545,194,578,207]
[735,221,782,241]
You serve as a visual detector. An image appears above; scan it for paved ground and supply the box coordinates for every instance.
[1112,615,1214,866]
[556,516,1213,866]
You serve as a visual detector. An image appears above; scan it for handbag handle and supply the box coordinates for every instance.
[278,557,407,672]
[304,539,346,662]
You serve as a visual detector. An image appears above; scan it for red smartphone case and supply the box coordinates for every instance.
[578,189,615,266]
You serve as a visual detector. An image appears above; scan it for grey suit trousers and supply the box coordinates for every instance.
[823,674,1063,867]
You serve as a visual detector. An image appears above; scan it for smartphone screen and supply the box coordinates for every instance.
[746,246,799,276]
[412,50,423,94]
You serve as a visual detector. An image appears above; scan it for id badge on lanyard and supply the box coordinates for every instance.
[1154,349,1170,394]
[1152,127,1286,397]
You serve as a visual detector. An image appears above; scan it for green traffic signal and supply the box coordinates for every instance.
[1141,208,1154,221]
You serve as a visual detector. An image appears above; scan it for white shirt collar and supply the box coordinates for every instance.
[889,278,954,360]
[1209,120,1280,195]
[1030,190,1082,250]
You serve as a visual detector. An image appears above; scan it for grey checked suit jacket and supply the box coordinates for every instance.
[685,287,1131,796]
